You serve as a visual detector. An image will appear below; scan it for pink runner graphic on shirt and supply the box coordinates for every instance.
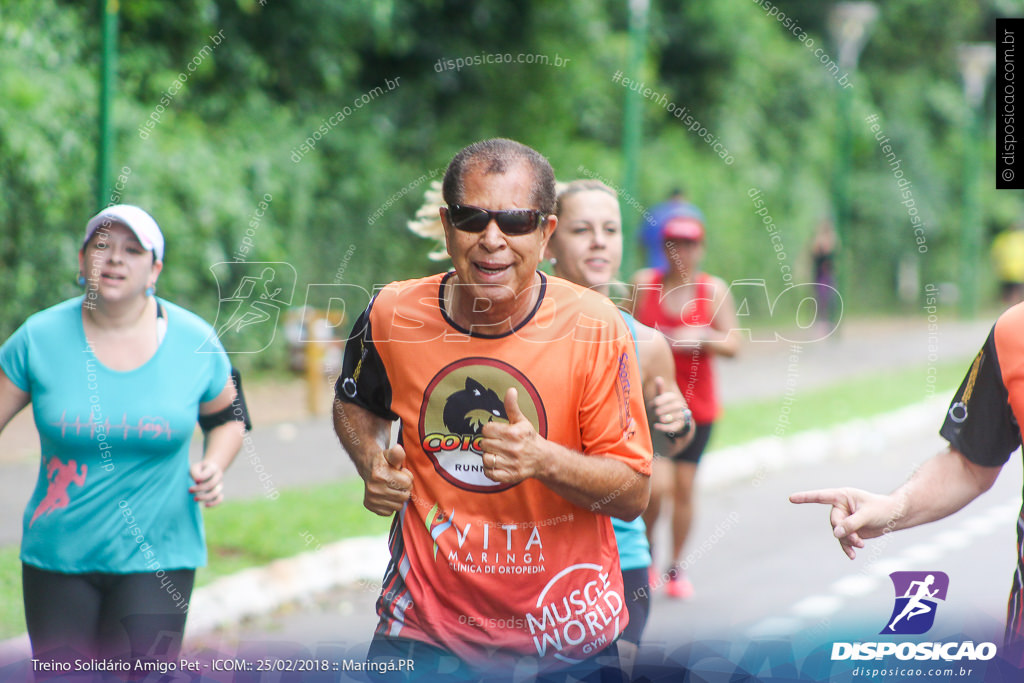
[30,457,88,527]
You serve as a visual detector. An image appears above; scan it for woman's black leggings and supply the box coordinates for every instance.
[22,564,195,669]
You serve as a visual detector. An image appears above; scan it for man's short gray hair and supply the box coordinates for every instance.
[442,138,556,215]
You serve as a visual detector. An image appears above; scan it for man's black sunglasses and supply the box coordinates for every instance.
[446,204,545,236]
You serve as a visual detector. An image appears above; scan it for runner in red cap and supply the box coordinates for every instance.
[632,205,739,599]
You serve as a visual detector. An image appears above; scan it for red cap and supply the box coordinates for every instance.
[661,216,704,242]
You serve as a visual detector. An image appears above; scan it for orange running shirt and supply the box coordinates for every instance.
[336,271,652,671]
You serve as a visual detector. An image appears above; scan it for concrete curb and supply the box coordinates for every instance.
[0,396,951,654]
[186,535,391,637]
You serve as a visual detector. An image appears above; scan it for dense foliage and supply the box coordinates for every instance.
[1,0,1015,368]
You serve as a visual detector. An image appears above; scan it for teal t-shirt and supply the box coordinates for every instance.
[0,296,230,573]
[613,311,653,571]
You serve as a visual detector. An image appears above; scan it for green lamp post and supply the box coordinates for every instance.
[957,43,995,318]
[96,0,118,211]
[621,0,649,276]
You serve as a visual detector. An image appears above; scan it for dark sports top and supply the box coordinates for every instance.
[940,302,1024,648]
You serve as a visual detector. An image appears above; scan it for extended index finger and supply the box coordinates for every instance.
[789,489,847,506]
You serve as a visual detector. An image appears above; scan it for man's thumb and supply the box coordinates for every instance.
[834,508,869,540]
[504,387,525,422]
[385,443,406,469]
[654,376,665,395]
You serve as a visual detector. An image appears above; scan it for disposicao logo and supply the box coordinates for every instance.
[881,571,949,635]
[831,570,997,662]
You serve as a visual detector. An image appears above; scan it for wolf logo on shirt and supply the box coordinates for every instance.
[420,358,546,492]
[443,377,509,435]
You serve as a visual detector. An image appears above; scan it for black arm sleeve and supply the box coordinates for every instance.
[939,328,1021,467]
[335,302,397,421]
[198,367,253,432]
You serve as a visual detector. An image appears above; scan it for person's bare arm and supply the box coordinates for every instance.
[192,379,245,507]
[0,369,30,436]
[638,327,695,449]
[790,447,1001,559]
[626,268,658,318]
[333,398,412,516]
[479,389,649,520]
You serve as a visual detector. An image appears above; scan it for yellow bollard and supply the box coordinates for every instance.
[305,311,327,416]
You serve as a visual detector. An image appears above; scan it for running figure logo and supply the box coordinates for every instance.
[881,571,949,635]
[30,456,88,527]
[206,262,296,353]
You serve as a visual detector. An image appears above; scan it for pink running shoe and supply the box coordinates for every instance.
[666,572,694,599]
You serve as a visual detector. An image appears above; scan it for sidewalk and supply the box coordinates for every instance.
[715,314,991,404]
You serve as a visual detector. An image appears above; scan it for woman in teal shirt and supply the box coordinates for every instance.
[0,205,244,674]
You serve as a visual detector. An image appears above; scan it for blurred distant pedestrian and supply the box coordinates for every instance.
[811,217,839,330]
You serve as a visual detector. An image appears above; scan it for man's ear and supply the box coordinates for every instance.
[537,214,558,252]
[439,206,454,255]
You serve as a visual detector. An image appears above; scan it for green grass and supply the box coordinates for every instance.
[0,546,22,639]
[0,357,973,638]
[197,477,393,585]
[710,356,971,450]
